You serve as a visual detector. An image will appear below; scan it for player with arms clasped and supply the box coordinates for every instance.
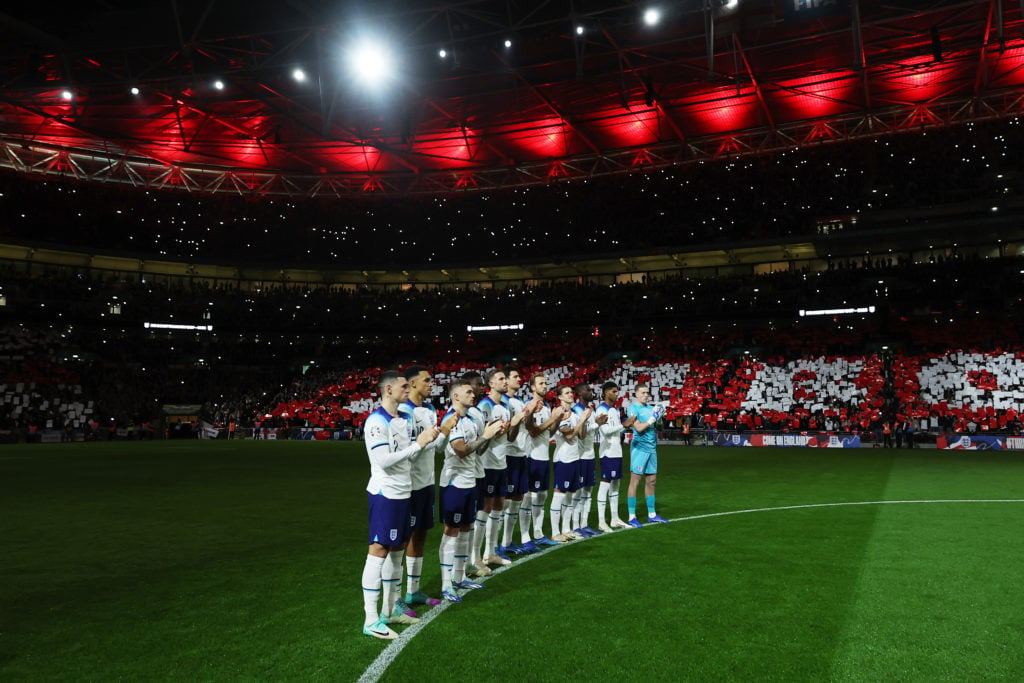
[572,382,606,538]
[551,385,591,542]
[397,365,449,608]
[437,379,506,602]
[498,367,541,555]
[625,383,669,527]
[459,371,492,579]
[524,373,565,546]
[477,369,535,565]
[596,381,633,531]
[360,370,441,640]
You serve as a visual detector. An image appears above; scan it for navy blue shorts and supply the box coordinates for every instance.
[475,476,487,512]
[484,467,508,498]
[528,459,550,492]
[367,493,411,547]
[409,485,435,532]
[441,485,476,529]
[554,461,580,492]
[579,459,596,488]
[505,456,528,496]
[600,456,624,481]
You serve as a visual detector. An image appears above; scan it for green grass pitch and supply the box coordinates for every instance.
[2,441,1024,681]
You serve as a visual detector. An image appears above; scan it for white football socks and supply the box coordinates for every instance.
[550,491,565,537]
[531,490,547,538]
[470,510,486,565]
[609,479,622,523]
[361,554,385,625]
[581,486,593,528]
[485,512,501,555]
[570,489,583,530]
[439,535,456,591]
[562,496,576,535]
[454,530,470,582]
[519,494,533,544]
[381,551,403,616]
[597,481,610,525]
[406,555,422,596]
[502,499,522,548]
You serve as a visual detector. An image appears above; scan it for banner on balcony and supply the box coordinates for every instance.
[714,433,861,448]
[936,435,1010,450]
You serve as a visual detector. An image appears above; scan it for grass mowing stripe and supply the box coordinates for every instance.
[830,503,1024,680]
[829,452,1024,680]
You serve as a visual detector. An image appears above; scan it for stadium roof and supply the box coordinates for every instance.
[1,0,1023,196]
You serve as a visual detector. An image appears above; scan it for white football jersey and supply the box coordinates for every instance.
[529,403,552,461]
[573,401,598,460]
[477,395,511,469]
[468,405,486,477]
[553,409,580,463]
[596,402,625,459]
[440,409,479,489]
[398,399,442,490]
[364,406,418,498]
[505,395,530,457]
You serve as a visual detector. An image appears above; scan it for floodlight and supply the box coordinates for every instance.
[60,89,73,101]
[130,86,140,95]
[576,25,584,35]
[439,48,447,58]
[348,39,395,84]
[292,68,306,82]
[798,306,876,317]
[643,8,661,26]
[213,80,225,90]
[504,38,512,48]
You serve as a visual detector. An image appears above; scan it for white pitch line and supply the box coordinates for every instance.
[358,498,1024,682]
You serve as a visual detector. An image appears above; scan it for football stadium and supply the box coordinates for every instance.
[2,0,1024,680]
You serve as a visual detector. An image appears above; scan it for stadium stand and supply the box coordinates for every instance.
[2,117,1024,443]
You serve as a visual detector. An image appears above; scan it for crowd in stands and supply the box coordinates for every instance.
[1,309,1023,444]
[0,327,94,441]
[2,119,1023,267]
[40,338,1024,442]
[241,345,1024,445]
[0,250,1017,337]
[0,251,1022,441]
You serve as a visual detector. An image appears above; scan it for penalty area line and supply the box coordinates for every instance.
[358,498,1024,682]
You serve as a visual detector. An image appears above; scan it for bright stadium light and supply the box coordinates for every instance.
[504,38,512,48]
[439,48,447,58]
[466,323,525,332]
[798,306,876,317]
[347,39,396,85]
[292,67,306,82]
[643,7,661,26]
[144,322,214,331]
[213,80,225,90]
[60,89,74,101]
[130,86,140,95]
